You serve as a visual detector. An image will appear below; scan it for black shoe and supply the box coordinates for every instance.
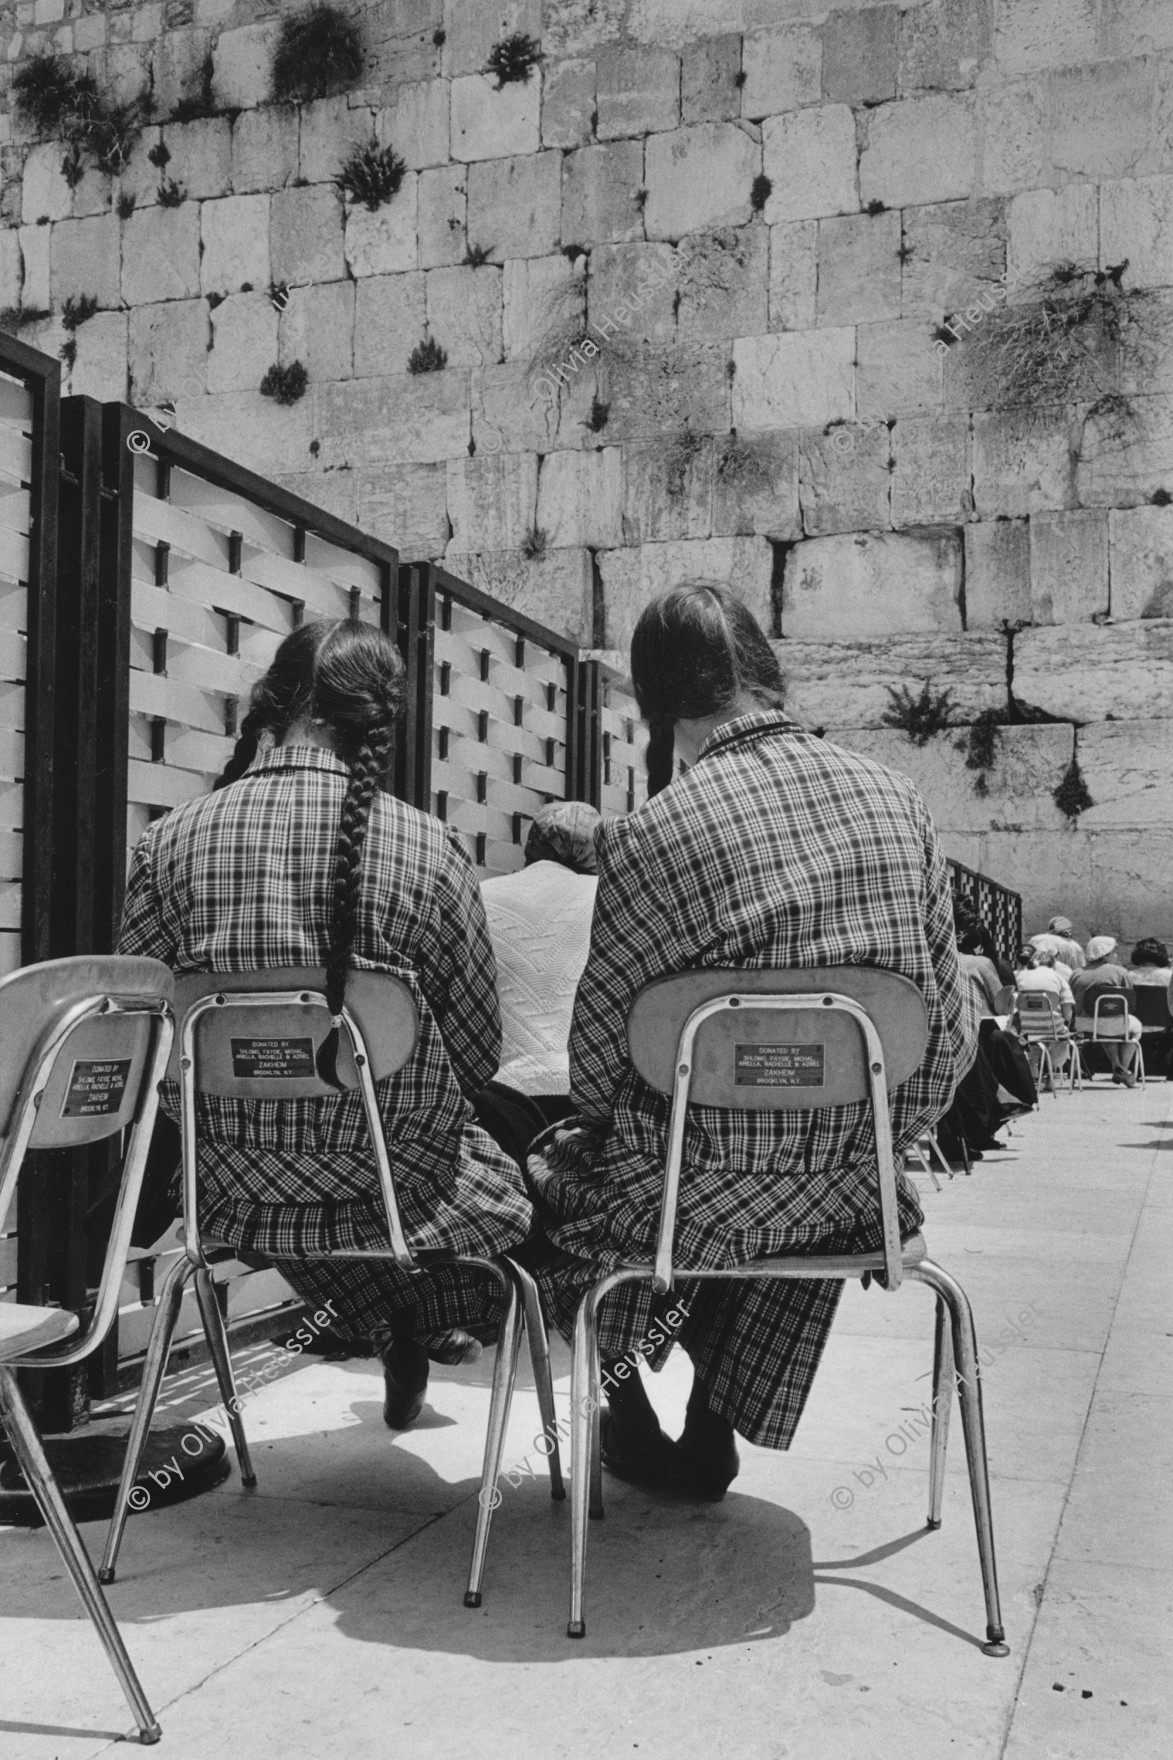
[598,1408,686,1492]
[381,1339,429,1429]
[676,1426,740,1501]
[424,1329,483,1366]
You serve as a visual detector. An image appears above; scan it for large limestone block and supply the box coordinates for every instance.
[200,194,270,295]
[444,544,595,643]
[739,25,821,120]
[22,142,73,223]
[50,214,119,306]
[231,107,298,195]
[817,210,901,327]
[1101,174,1173,292]
[1029,510,1109,623]
[170,389,316,476]
[562,141,645,248]
[0,232,21,310]
[279,279,355,384]
[776,633,1007,730]
[354,272,427,377]
[542,58,596,148]
[1007,185,1097,298]
[683,35,742,125]
[1049,58,1155,179]
[890,413,971,528]
[1109,504,1173,621]
[710,431,800,539]
[342,175,418,277]
[207,293,279,394]
[211,22,277,111]
[828,722,1075,834]
[798,426,891,537]
[163,117,231,200]
[972,407,1076,519]
[363,0,445,87]
[626,0,750,48]
[964,519,1031,628]
[733,328,854,429]
[975,78,1050,197]
[356,461,448,563]
[537,446,624,548]
[966,826,1095,941]
[299,97,374,186]
[149,24,213,119]
[379,79,450,171]
[856,319,945,417]
[544,0,625,57]
[1075,395,1173,508]
[859,94,977,209]
[1014,619,1173,720]
[768,220,818,330]
[446,452,539,554]
[762,106,857,223]
[467,153,562,261]
[1078,720,1173,829]
[69,310,129,402]
[18,226,51,312]
[588,242,676,344]
[644,123,759,242]
[620,436,714,544]
[899,198,1005,321]
[315,369,472,468]
[128,299,211,405]
[1082,828,1173,945]
[599,536,773,650]
[122,204,201,304]
[822,5,898,105]
[418,165,467,268]
[442,0,541,77]
[426,264,503,367]
[272,185,346,284]
[593,343,730,444]
[1100,0,1173,57]
[596,46,680,140]
[450,74,540,162]
[277,469,359,527]
[503,254,584,360]
[677,226,769,343]
[472,361,565,459]
[992,0,1098,76]
[899,0,994,94]
[781,529,964,640]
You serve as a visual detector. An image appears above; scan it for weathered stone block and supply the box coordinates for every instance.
[272,184,345,284]
[762,106,856,223]
[279,279,354,383]
[362,0,444,87]
[562,141,645,248]
[590,342,730,445]
[889,413,971,528]
[162,117,230,200]
[122,203,201,304]
[207,292,278,394]
[964,518,1030,628]
[355,461,448,563]
[993,0,1100,77]
[451,73,540,162]
[353,272,427,377]
[152,24,213,119]
[860,94,977,208]
[377,78,450,171]
[733,327,854,429]
[473,361,565,459]
[446,451,539,554]
[231,106,298,195]
[596,46,680,140]
[782,529,963,640]
[1050,59,1155,179]
[645,122,759,242]
[1030,510,1109,624]
[711,431,800,539]
[776,632,1006,729]
[676,226,769,344]
[171,388,316,475]
[1014,619,1173,720]
[21,142,72,223]
[856,318,945,417]
[49,213,119,306]
[1101,175,1173,292]
[543,0,625,57]
[442,0,541,76]
[900,197,1005,320]
[972,407,1076,519]
[620,436,713,544]
[0,232,21,310]
[830,722,1073,834]
[542,57,596,148]
[467,153,562,261]
[315,369,472,468]
[1007,185,1097,298]
[1108,504,1173,621]
[817,210,901,327]
[128,299,210,405]
[798,427,891,537]
[599,536,773,649]
[68,309,129,401]
[768,220,818,330]
[822,5,897,105]
[211,21,276,111]
[503,254,584,361]
[1100,0,1173,57]
[299,96,374,186]
[278,468,359,527]
[445,544,596,643]
[739,25,820,120]
[426,264,503,367]
[682,34,742,125]
[975,78,1049,195]
[537,446,624,548]
[418,164,467,268]
[343,177,417,277]
[1075,395,1173,508]
[1078,719,1173,829]
[200,193,270,295]
[588,242,676,343]
[626,0,745,47]
[899,0,993,94]
[17,227,51,313]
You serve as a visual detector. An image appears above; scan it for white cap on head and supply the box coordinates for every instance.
[1086,935,1117,961]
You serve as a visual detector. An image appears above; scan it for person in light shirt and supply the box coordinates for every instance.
[1015,946,1075,1023]
[1030,915,1086,972]
[1071,935,1142,1086]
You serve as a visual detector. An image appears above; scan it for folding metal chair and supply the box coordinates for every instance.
[1015,990,1080,1094]
[100,968,562,1607]
[0,955,174,1744]
[565,967,1008,1657]
[1078,991,1145,1085]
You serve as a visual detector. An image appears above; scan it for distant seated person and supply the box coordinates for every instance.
[1071,936,1142,1086]
[937,906,1035,1163]
[1015,945,1074,1024]
[1129,937,1173,986]
[1030,915,1085,973]
[479,802,601,1112]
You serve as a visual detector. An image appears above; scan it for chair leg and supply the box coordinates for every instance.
[926,1131,952,1183]
[912,1140,941,1192]
[464,1265,523,1609]
[100,1252,193,1584]
[193,1265,256,1488]
[508,1257,565,1502]
[926,1294,954,1529]
[0,1368,161,1744]
[568,1280,612,1639]
[910,1261,1009,1656]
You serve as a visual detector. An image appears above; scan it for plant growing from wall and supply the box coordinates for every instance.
[750,174,772,214]
[716,433,775,495]
[881,681,956,746]
[0,306,51,333]
[173,54,217,123]
[157,176,187,208]
[271,5,365,105]
[117,191,136,220]
[522,525,548,560]
[334,139,406,210]
[61,294,99,330]
[663,429,706,500]
[1053,755,1094,821]
[407,336,447,374]
[956,708,1008,798]
[465,242,492,267]
[486,33,543,87]
[586,396,610,433]
[12,54,149,180]
[260,361,309,404]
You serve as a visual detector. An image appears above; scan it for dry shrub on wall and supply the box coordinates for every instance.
[271,5,365,104]
[881,682,956,746]
[12,53,149,178]
[335,139,406,210]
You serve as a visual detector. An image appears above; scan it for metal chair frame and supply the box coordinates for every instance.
[100,979,563,1607]
[1015,991,1080,1095]
[566,982,1008,1658]
[0,966,174,1744]
[1078,992,1145,1086]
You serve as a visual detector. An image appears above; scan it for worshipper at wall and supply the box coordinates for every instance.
[479,801,602,1111]
[1015,946,1075,1022]
[1129,937,1173,986]
[1071,935,1142,1086]
[1030,916,1086,971]
[118,619,533,1429]
[1125,939,1173,1080]
[935,913,1036,1165]
[526,584,979,1500]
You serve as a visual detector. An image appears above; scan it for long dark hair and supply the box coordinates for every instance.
[629,583,786,724]
[214,619,406,1085]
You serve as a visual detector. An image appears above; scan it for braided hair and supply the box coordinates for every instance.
[629,583,786,726]
[212,619,406,1086]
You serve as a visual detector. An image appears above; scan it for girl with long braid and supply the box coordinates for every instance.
[119,619,533,1427]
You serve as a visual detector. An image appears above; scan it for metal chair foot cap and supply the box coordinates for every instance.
[138,1725,162,1744]
[98,1566,115,1583]
[567,1621,586,1639]
[551,1486,567,1502]
[241,1474,258,1487]
[588,1507,604,1522]
[463,1591,482,1609]
[982,1640,1010,1658]
[925,1517,942,1530]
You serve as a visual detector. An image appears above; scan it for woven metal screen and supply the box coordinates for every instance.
[0,365,33,982]
[947,857,1023,967]
[597,670,650,818]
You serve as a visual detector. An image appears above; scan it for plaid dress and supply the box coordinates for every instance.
[118,745,533,1342]
[529,712,978,1447]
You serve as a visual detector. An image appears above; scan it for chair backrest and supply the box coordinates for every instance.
[1132,985,1173,1031]
[1016,989,1064,1035]
[627,968,930,1294]
[0,956,174,1368]
[1091,991,1130,1037]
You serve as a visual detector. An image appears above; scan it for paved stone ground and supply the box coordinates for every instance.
[1,1078,1169,1759]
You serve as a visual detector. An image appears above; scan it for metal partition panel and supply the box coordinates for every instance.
[947,856,1023,968]
[596,668,649,817]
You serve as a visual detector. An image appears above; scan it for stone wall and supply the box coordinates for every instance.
[3,0,1173,944]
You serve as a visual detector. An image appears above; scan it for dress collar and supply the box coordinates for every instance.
[697,709,801,763]
[244,742,351,780]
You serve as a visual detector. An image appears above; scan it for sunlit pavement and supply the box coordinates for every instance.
[1,1078,1169,1759]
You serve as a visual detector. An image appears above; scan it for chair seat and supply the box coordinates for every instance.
[0,1303,80,1361]
[619,1232,929,1284]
